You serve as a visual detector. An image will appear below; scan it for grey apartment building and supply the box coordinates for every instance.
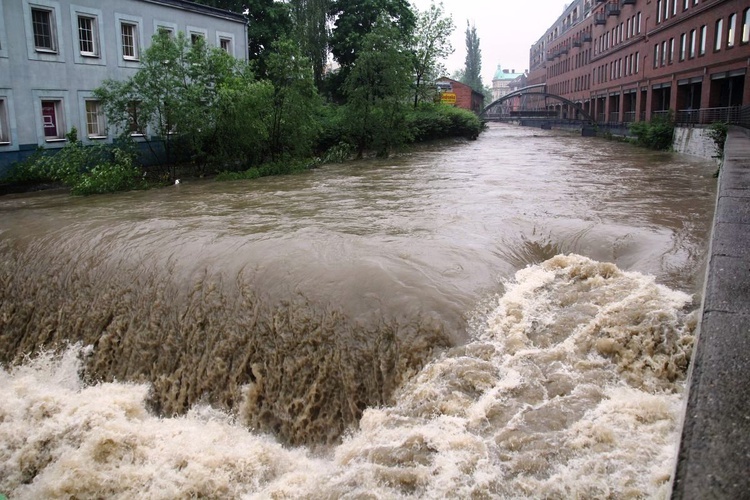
[0,0,247,171]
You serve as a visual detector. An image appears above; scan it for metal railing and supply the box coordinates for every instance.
[622,111,636,123]
[674,106,749,127]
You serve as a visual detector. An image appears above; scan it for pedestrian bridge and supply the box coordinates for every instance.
[482,84,595,125]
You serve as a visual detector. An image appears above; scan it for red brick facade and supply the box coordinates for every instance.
[437,78,485,114]
[528,0,750,123]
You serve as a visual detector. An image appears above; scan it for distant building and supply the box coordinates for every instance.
[491,65,525,101]
[436,77,484,114]
[0,0,248,171]
[527,0,750,124]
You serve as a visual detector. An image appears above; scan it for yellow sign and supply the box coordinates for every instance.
[441,92,457,104]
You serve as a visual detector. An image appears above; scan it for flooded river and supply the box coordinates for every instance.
[0,123,717,498]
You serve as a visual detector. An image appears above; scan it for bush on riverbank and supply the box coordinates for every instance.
[407,104,483,142]
[628,115,675,151]
[6,129,148,195]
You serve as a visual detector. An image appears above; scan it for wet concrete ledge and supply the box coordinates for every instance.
[672,126,750,499]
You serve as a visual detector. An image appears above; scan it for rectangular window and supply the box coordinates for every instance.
[654,44,660,68]
[0,99,9,144]
[661,40,668,66]
[157,26,174,38]
[664,0,670,21]
[635,52,639,73]
[727,13,736,47]
[31,7,56,52]
[743,8,750,44]
[689,29,696,58]
[680,33,687,60]
[637,13,642,33]
[657,1,662,23]
[700,25,707,55]
[41,100,64,140]
[672,0,677,16]
[77,15,98,56]
[683,0,689,10]
[669,37,675,64]
[220,38,232,54]
[121,22,138,59]
[127,101,143,135]
[85,100,105,138]
[715,18,723,51]
[190,33,204,45]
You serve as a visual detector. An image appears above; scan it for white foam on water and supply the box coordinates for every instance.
[0,255,695,499]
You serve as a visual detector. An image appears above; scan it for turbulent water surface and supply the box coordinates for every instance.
[0,124,717,498]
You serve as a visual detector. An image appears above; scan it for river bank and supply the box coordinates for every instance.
[672,125,750,498]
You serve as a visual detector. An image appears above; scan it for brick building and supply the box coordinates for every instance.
[437,77,485,114]
[527,0,749,124]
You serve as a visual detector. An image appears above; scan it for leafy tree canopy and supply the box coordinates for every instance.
[411,1,455,107]
[462,21,483,93]
[329,0,415,68]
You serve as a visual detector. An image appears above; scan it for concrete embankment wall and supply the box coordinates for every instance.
[671,126,750,498]
[673,126,719,160]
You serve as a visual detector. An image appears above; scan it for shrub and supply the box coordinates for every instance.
[407,104,483,142]
[706,122,728,159]
[7,129,146,195]
[628,114,675,151]
[215,158,314,182]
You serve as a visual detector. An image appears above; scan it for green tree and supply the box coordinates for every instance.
[289,0,331,89]
[262,38,321,160]
[462,21,483,93]
[95,31,243,179]
[343,18,413,158]
[329,0,415,68]
[411,1,455,107]
[245,0,293,78]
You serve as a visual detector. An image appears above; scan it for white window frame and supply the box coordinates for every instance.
[121,22,138,59]
[41,100,65,141]
[24,1,64,62]
[77,15,97,56]
[32,90,69,146]
[0,97,11,145]
[31,6,56,52]
[115,13,143,67]
[154,20,178,39]
[187,25,208,46]
[0,5,8,59]
[217,31,235,56]
[70,5,105,65]
[84,100,106,139]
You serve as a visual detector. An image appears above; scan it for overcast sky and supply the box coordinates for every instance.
[410,0,569,84]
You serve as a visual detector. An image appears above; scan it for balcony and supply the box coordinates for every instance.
[582,32,593,42]
[606,3,621,16]
[594,13,607,25]
[621,0,636,5]
[573,38,582,47]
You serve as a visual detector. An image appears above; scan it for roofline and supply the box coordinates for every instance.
[437,77,485,99]
[139,0,247,24]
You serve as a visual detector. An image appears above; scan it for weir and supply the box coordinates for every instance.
[672,126,750,498]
